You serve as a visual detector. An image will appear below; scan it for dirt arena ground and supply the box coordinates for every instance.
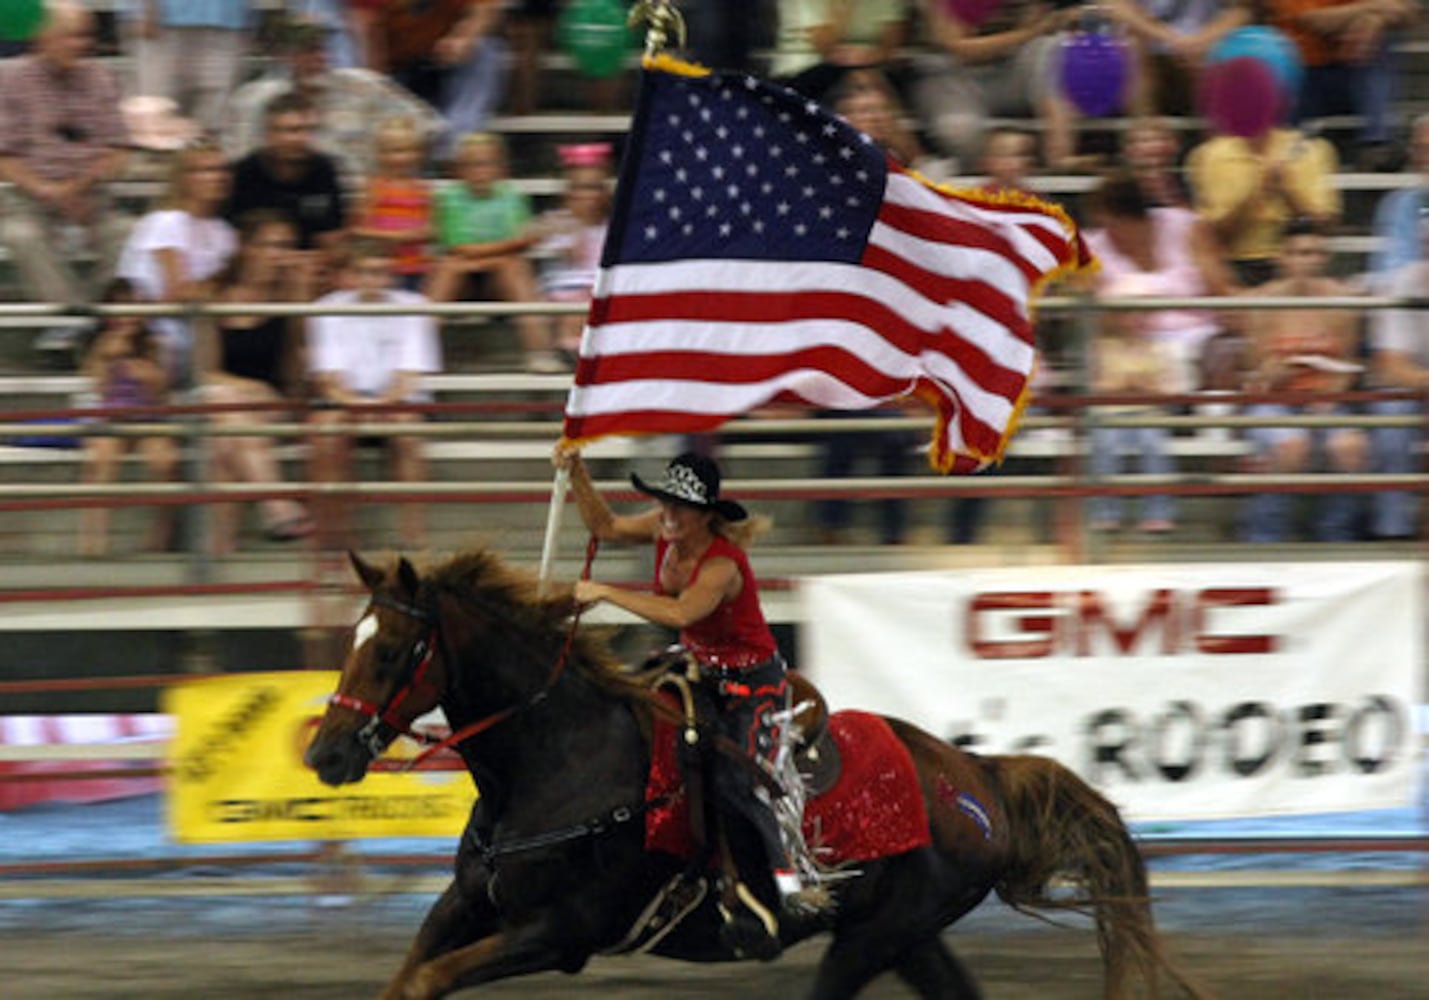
[3,884,1425,999]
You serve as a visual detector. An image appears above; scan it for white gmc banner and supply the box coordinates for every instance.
[801,562,1424,821]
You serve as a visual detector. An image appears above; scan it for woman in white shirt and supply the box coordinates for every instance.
[116,137,238,386]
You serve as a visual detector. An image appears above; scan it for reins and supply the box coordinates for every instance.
[403,534,601,768]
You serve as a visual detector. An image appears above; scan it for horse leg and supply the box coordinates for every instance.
[894,935,982,1000]
[395,920,574,1000]
[379,878,498,1000]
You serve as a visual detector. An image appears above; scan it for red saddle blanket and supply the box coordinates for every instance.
[645,708,931,864]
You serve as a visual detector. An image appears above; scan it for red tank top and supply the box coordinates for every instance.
[654,535,778,670]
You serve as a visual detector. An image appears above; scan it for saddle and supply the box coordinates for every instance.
[607,655,842,958]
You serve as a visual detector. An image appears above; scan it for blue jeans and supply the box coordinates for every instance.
[1241,404,1363,542]
[1369,397,1419,537]
[816,420,910,544]
[1089,424,1175,526]
[1292,38,1400,144]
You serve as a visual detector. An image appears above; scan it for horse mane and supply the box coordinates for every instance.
[421,546,653,702]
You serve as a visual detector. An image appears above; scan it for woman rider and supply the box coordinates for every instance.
[552,446,812,936]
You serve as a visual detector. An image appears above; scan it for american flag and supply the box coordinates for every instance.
[560,58,1090,471]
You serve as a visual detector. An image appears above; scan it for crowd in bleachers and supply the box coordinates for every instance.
[0,0,1425,556]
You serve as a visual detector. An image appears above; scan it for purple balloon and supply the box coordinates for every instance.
[1198,56,1279,138]
[1059,31,1130,118]
[943,0,1005,29]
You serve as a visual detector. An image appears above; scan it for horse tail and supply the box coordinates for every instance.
[990,754,1211,1000]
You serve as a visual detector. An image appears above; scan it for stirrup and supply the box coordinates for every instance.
[717,881,782,962]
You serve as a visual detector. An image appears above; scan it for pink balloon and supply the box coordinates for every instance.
[942,0,1005,30]
[1198,56,1280,138]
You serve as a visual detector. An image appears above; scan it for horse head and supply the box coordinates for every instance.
[305,551,454,787]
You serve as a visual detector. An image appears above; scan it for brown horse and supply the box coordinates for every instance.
[305,548,1209,1000]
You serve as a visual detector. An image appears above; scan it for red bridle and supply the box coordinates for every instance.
[328,537,600,766]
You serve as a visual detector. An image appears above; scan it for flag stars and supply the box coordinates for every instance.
[691,186,704,201]
[822,122,839,137]
[794,222,808,236]
[644,224,658,241]
[836,227,850,240]
[839,146,855,160]
[726,184,740,199]
[695,146,709,161]
[819,205,834,219]
[711,165,725,180]
[653,188,667,203]
[719,222,732,237]
[776,202,791,215]
[659,149,674,164]
[715,125,729,140]
[802,185,816,199]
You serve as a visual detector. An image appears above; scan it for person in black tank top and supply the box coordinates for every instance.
[200,211,315,552]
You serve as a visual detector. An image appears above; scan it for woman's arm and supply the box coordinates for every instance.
[555,448,660,543]
[576,556,738,629]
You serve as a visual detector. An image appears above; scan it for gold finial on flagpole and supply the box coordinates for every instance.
[628,0,685,58]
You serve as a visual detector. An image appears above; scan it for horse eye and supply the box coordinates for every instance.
[373,646,404,681]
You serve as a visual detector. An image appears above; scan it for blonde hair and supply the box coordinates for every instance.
[455,131,506,165]
[375,115,424,153]
[713,513,772,550]
[161,135,224,211]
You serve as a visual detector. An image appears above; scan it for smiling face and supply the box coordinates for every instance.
[657,500,713,546]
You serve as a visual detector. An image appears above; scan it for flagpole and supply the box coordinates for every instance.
[539,0,681,593]
[537,466,570,592]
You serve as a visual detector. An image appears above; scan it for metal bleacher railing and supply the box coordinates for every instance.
[1,293,1426,578]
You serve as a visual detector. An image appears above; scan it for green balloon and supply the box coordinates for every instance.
[558,0,635,79]
[0,0,44,43]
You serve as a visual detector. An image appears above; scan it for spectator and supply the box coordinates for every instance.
[225,91,347,292]
[77,280,179,558]
[811,73,926,545]
[1367,214,1429,540]
[1086,275,1179,534]
[307,239,443,550]
[943,125,1049,543]
[770,0,911,103]
[374,0,508,159]
[352,115,435,294]
[533,142,613,359]
[1270,0,1419,171]
[507,0,558,115]
[1081,172,1230,534]
[1187,117,1341,287]
[123,1,255,134]
[224,17,443,185]
[1084,172,1232,394]
[116,136,237,386]
[911,0,1077,170]
[427,132,564,374]
[1369,114,1429,277]
[1105,0,1251,116]
[1240,219,1366,542]
[199,210,315,554]
[0,1,132,316]
[831,68,935,174]
[1122,116,1191,208]
[684,0,770,74]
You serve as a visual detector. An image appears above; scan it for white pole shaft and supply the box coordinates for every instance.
[538,466,571,590]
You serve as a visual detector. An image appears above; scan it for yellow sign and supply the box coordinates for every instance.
[163,671,477,843]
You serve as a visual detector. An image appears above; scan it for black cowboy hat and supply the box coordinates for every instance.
[631,452,748,522]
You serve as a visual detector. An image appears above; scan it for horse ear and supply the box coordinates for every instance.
[397,557,421,596]
[349,551,385,591]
